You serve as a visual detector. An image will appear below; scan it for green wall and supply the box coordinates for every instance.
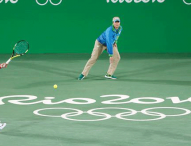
[0,0,191,53]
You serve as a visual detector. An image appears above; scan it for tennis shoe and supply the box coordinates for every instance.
[0,123,6,130]
[78,74,85,80]
[105,74,117,79]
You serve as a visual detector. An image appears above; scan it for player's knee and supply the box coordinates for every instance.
[89,57,97,63]
[118,55,121,61]
[116,55,120,62]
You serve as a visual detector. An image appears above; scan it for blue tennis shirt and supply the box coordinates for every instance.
[97,25,122,57]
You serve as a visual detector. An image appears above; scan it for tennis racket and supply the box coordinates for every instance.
[6,40,29,64]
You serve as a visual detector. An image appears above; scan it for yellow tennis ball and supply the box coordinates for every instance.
[53,84,58,89]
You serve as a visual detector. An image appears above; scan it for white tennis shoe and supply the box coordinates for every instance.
[0,123,6,130]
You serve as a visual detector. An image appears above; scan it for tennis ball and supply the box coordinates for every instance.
[53,84,58,89]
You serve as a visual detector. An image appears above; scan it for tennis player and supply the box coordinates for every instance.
[0,63,7,69]
[78,17,122,80]
[0,63,7,130]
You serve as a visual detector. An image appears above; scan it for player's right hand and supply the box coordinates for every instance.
[1,63,7,68]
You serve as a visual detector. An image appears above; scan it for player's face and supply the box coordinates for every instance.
[113,21,120,29]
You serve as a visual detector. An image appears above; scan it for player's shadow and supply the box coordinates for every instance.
[117,78,191,86]
[12,62,81,89]
[13,62,79,79]
[117,60,191,77]
[116,61,191,86]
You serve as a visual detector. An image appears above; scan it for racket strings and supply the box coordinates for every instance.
[14,41,29,55]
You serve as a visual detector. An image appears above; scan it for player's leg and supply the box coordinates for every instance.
[105,45,120,79]
[78,40,105,80]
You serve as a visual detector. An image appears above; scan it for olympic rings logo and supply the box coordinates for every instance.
[36,0,62,6]
[183,0,191,5]
[33,107,191,122]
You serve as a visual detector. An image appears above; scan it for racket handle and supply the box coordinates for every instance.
[6,58,11,64]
